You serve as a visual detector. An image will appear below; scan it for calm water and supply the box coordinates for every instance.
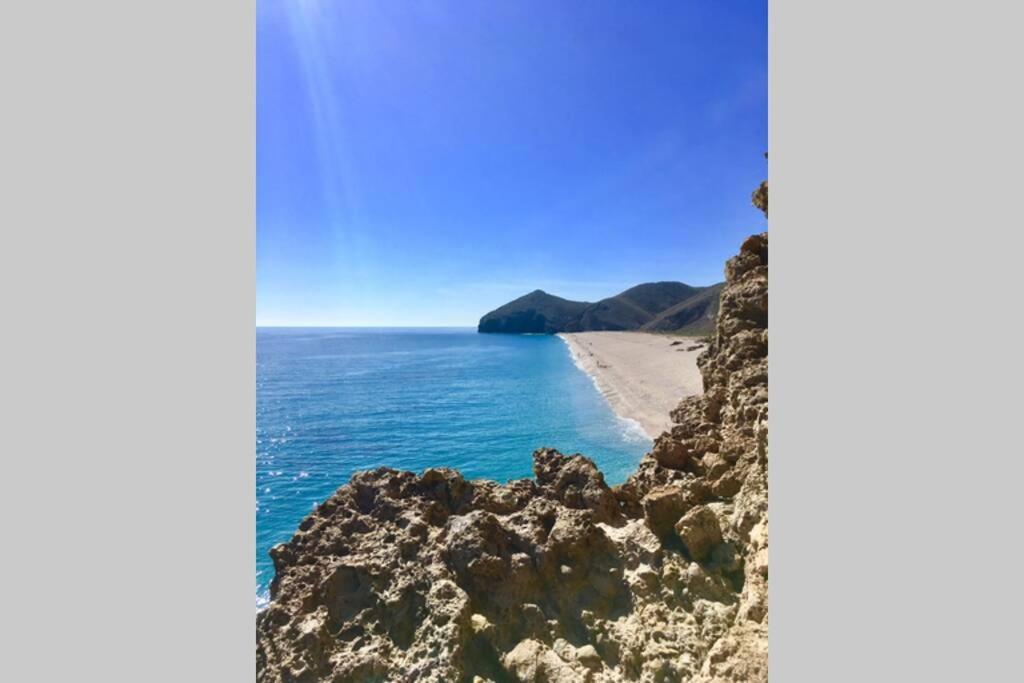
[256,327,651,606]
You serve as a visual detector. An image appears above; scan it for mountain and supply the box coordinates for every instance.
[476,290,591,334]
[257,233,770,683]
[640,282,724,335]
[566,282,703,332]
[478,281,723,334]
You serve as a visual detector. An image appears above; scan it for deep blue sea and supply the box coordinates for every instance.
[256,327,651,607]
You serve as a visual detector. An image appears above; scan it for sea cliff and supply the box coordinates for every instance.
[257,230,768,682]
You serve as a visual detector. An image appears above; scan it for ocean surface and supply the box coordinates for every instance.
[256,327,651,607]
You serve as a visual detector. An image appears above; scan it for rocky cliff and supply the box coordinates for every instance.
[257,232,768,683]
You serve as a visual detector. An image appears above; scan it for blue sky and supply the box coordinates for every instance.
[257,1,766,326]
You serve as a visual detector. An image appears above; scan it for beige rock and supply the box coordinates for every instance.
[674,506,723,562]
[642,486,685,539]
[256,228,769,683]
[470,613,493,636]
[575,644,602,670]
[503,639,582,682]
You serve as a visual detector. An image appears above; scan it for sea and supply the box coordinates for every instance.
[256,327,651,607]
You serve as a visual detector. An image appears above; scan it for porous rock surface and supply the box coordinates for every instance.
[257,234,769,683]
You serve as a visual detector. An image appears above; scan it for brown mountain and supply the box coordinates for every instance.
[478,281,723,334]
[257,233,769,682]
[640,282,724,335]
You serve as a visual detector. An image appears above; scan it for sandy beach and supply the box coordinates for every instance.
[558,331,706,440]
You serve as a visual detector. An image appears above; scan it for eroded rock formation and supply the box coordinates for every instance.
[752,154,768,218]
[257,232,769,682]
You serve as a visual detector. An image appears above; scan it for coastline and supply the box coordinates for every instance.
[259,234,769,681]
[558,331,706,439]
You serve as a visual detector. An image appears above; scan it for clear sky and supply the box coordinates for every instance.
[257,1,766,326]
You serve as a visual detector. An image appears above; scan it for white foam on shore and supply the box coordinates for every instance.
[617,415,653,443]
[558,334,653,442]
[558,333,586,370]
[558,334,604,395]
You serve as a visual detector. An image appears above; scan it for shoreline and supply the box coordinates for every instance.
[558,331,706,440]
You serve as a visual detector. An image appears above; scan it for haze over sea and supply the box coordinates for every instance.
[256,327,651,607]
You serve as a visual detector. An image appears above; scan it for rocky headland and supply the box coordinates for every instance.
[478,282,723,336]
[257,229,768,681]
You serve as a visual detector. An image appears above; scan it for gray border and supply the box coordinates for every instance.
[1,2,254,680]
[3,1,1022,680]
[773,1,1022,680]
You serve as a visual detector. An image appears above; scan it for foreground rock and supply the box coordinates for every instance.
[257,233,768,683]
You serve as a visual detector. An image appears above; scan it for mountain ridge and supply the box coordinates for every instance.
[478,280,724,336]
[256,232,769,682]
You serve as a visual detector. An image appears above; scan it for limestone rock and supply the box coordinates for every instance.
[751,181,768,217]
[674,505,723,562]
[575,644,602,669]
[642,486,685,539]
[502,639,582,682]
[257,229,769,682]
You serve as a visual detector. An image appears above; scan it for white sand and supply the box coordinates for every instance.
[558,331,706,440]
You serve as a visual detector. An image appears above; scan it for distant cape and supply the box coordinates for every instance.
[477,281,723,335]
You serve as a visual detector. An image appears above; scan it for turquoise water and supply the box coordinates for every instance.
[256,327,651,606]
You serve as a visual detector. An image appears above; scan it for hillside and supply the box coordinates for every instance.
[479,282,723,335]
[640,282,724,335]
[257,232,769,682]
[476,290,591,334]
[566,282,703,332]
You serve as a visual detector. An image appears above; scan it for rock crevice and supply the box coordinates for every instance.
[257,232,769,683]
